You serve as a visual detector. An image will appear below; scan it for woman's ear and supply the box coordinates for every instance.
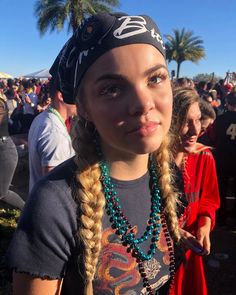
[56,91,64,102]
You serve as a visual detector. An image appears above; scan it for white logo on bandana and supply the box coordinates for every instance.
[70,15,166,85]
[113,16,165,50]
[113,16,148,39]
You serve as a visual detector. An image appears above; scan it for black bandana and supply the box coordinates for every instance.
[49,12,166,104]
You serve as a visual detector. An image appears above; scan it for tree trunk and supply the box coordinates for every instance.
[176,62,181,79]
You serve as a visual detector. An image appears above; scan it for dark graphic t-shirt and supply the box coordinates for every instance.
[7,158,176,295]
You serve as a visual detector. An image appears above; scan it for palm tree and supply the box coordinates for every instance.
[35,0,120,35]
[165,29,205,78]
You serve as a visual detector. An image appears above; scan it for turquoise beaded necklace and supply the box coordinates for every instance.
[98,156,176,295]
[99,159,162,261]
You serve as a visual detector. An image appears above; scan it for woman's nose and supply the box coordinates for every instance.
[189,121,200,135]
[129,87,155,116]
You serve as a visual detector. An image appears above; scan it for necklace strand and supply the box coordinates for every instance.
[99,158,175,294]
[100,160,162,261]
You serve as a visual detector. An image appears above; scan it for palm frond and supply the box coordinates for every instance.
[34,0,120,35]
[164,28,205,77]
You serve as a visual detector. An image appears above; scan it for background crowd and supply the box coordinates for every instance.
[1,75,236,227]
[0,74,235,231]
[0,72,236,295]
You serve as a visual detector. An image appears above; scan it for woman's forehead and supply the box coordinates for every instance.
[187,102,201,117]
[81,44,166,81]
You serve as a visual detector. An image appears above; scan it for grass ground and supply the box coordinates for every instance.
[0,207,19,295]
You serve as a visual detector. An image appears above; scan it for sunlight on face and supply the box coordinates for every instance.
[179,102,201,153]
[79,44,172,160]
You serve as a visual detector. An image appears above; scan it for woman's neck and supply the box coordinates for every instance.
[175,152,185,168]
[107,154,150,181]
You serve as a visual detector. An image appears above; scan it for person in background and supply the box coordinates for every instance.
[196,80,208,98]
[207,91,236,225]
[36,92,51,113]
[22,80,38,130]
[186,78,195,89]
[7,12,183,295]
[27,78,76,193]
[169,87,220,295]
[200,98,216,130]
[4,79,18,118]
[214,79,227,109]
[198,98,216,146]
[174,77,189,88]
[0,82,25,210]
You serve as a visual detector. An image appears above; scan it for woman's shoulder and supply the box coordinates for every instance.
[7,157,79,279]
[194,143,213,157]
[23,157,78,229]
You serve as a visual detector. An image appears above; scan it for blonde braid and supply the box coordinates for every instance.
[71,118,105,294]
[154,135,181,242]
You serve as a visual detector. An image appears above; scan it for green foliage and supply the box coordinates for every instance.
[165,28,205,78]
[35,0,120,35]
[0,208,20,295]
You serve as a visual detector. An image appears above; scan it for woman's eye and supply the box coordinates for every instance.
[196,118,201,124]
[100,85,121,97]
[148,74,166,86]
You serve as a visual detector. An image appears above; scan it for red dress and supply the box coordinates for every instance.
[170,144,220,295]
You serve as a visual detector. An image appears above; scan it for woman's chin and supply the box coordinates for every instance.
[182,143,197,154]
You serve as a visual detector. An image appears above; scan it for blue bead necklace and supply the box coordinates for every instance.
[99,159,162,261]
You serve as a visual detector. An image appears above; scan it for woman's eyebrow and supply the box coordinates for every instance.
[95,64,167,84]
[95,74,125,84]
[143,64,167,76]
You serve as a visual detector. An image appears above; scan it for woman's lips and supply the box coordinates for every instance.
[128,122,160,137]
[183,137,197,146]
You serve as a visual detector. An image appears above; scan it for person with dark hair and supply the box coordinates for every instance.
[214,79,227,109]
[7,12,184,295]
[36,92,51,113]
[169,88,220,295]
[207,91,236,225]
[174,77,189,88]
[206,82,213,92]
[27,78,76,193]
[4,79,18,118]
[17,80,39,133]
[0,82,25,210]
[198,98,216,145]
[200,98,216,131]
[196,81,208,98]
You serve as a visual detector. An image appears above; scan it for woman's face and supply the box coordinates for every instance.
[80,44,172,159]
[179,102,201,153]
[201,117,214,133]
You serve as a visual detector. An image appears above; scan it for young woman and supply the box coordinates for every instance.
[7,13,182,295]
[169,88,220,295]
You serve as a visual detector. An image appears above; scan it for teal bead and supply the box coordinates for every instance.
[152,236,159,242]
[150,243,156,249]
[153,229,160,235]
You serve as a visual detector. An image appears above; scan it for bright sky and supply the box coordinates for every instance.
[1,0,236,79]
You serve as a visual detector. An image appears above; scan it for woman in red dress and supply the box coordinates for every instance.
[169,87,220,295]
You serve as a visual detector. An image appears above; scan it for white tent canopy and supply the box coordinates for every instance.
[0,71,13,79]
[23,68,51,79]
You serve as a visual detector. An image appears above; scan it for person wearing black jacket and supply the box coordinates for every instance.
[207,91,236,224]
